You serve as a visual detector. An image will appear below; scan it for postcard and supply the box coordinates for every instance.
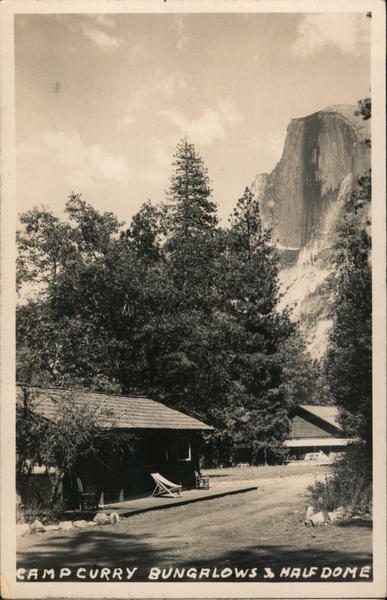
[1,0,385,598]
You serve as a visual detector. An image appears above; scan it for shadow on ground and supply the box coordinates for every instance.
[336,519,372,529]
[17,526,372,582]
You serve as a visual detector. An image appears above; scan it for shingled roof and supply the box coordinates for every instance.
[299,405,340,429]
[16,385,213,431]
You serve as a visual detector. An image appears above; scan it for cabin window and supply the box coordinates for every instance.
[176,437,191,461]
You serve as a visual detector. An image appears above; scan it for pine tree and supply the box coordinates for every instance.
[226,187,292,464]
[317,161,372,513]
[160,138,223,314]
[139,140,236,456]
[167,137,217,238]
[325,97,372,449]
[325,172,372,446]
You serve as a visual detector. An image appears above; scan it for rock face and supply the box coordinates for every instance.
[252,105,370,359]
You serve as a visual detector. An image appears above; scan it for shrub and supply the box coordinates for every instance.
[20,498,65,525]
[308,443,372,515]
[17,386,134,519]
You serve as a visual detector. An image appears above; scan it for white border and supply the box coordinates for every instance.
[1,0,385,598]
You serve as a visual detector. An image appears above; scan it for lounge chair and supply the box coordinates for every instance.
[76,477,99,510]
[150,472,182,498]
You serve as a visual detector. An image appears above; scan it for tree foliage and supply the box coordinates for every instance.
[324,171,372,446]
[16,386,133,512]
[324,98,372,449]
[17,139,316,466]
[224,188,295,463]
[167,137,217,237]
[307,100,373,515]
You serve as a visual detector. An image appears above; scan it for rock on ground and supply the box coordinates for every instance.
[305,512,326,527]
[30,519,45,532]
[305,506,314,519]
[328,507,346,522]
[93,512,110,525]
[73,520,90,529]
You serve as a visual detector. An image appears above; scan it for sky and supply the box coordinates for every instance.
[15,11,371,226]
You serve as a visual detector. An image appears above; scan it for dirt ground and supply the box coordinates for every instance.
[17,464,372,582]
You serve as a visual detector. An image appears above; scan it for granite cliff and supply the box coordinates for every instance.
[252,105,370,359]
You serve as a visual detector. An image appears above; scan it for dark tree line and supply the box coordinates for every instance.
[17,138,321,465]
[325,98,372,451]
[325,170,372,448]
[313,98,372,513]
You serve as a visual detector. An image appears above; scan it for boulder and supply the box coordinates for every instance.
[109,512,120,525]
[304,519,312,527]
[59,520,73,531]
[328,507,346,522]
[73,519,90,529]
[31,519,45,532]
[16,523,30,537]
[93,512,110,525]
[308,512,325,527]
[305,506,314,520]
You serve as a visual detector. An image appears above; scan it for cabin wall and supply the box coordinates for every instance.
[288,415,333,439]
[295,407,341,437]
[130,430,201,493]
[67,429,202,507]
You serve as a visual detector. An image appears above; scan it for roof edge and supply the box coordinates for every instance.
[16,384,214,432]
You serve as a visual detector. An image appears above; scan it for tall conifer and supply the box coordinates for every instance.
[167,137,217,238]
[227,187,292,463]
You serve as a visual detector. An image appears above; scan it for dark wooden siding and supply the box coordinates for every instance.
[288,415,333,439]
[66,429,201,506]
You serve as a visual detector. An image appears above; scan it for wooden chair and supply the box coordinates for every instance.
[150,472,182,498]
[195,470,210,490]
[76,477,99,511]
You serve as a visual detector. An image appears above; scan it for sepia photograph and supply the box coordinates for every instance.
[1,0,386,598]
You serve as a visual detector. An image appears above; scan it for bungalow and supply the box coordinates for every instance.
[285,404,351,459]
[16,384,213,509]
[233,404,351,465]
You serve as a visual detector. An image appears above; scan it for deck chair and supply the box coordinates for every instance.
[76,477,99,511]
[150,472,182,498]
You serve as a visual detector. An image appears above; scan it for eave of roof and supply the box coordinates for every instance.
[285,437,350,448]
[16,385,214,431]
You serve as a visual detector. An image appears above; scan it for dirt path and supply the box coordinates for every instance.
[17,467,372,582]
